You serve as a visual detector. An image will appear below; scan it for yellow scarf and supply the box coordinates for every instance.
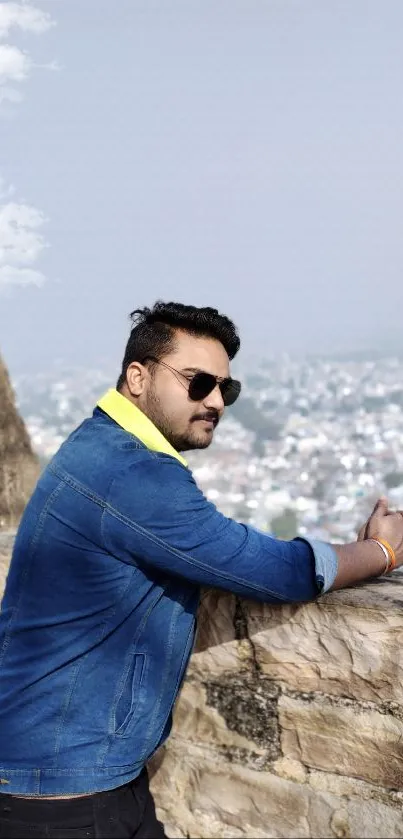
[97,389,187,467]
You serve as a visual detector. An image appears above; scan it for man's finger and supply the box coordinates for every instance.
[370,497,388,520]
[357,524,367,541]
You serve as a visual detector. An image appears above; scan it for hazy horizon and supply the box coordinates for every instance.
[1,1,403,375]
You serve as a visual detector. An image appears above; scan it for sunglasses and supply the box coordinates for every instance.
[143,356,241,407]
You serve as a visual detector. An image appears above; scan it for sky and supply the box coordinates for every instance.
[1,0,403,374]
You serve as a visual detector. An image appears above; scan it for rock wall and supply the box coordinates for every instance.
[0,356,39,529]
[150,577,403,838]
[0,532,15,595]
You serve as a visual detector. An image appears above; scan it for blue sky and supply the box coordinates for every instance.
[1,1,403,372]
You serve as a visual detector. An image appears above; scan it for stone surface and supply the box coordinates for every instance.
[0,532,14,594]
[169,674,280,772]
[190,577,403,704]
[247,574,403,704]
[150,741,403,838]
[151,579,403,837]
[279,692,403,789]
[0,355,39,529]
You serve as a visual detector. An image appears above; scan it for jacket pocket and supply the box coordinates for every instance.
[112,653,146,736]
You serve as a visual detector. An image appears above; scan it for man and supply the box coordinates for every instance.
[0,300,402,839]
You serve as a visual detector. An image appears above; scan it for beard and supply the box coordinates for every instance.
[143,386,216,452]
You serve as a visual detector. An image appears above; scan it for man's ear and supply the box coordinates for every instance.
[125,362,148,397]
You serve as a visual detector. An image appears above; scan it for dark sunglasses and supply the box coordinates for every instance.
[143,356,241,406]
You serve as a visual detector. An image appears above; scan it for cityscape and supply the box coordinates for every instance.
[12,353,403,544]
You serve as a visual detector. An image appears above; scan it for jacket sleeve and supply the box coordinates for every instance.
[102,453,338,604]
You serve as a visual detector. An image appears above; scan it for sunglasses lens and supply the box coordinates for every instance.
[221,379,241,406]
[188,372,217,401]
[188,372,242,405]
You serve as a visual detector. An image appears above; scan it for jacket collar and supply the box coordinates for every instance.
[97,389,187,467]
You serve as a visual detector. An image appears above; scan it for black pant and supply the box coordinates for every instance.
[0,769,167,839]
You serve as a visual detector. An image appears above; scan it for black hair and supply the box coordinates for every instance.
[116,300,240,390]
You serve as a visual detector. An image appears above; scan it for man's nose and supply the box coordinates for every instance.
[204,384,225,415]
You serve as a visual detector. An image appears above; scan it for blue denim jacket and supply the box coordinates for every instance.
[0,400,337,795]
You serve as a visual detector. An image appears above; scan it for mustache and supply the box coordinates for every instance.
[191,411,220,426]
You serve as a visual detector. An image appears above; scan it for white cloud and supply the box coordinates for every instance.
[0,4,55,290]
[0,42,31,83]
[0,2,54,40]
[0,264,45,287]
[0,3,55,105]
[0,196,48,289]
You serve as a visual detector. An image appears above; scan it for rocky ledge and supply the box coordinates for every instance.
[150,576,403,838]
[0,531,15,594]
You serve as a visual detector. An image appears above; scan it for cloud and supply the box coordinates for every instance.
[0,191,48,289]
[0,42,31,86]
[0,2,54,40]
[0,3,55,105]
[0,5,55,290]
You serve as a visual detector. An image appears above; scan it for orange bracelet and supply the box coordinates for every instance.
[372,536,396,573]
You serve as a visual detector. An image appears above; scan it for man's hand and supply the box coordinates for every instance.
[357,497,403,566]
[331,497,403,590]
[357,498,387,542]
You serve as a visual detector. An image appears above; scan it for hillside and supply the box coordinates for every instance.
[0,355,40,530]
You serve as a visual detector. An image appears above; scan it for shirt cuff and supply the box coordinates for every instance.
[294,537,338,594]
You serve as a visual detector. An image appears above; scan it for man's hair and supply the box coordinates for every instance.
[116,300,240,390]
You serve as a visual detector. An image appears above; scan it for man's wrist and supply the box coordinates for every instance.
[330,539,389,591]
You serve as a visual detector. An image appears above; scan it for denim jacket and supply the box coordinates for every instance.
[0,390,337,795]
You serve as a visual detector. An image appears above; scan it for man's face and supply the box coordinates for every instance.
[133,331,230,451]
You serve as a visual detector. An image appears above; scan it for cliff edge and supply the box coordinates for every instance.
[0,355,39,530]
